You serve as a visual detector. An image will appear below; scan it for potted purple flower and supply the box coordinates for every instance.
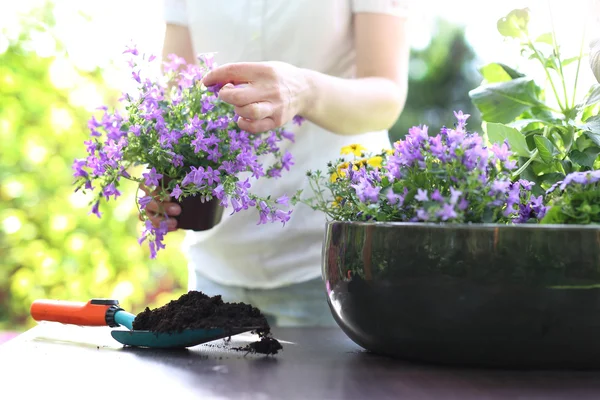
[300,111,545,225]
[300,111,600,369]
[72,46,297,258]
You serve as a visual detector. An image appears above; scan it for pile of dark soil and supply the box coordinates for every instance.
[132,290,282,355]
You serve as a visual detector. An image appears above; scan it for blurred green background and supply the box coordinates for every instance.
[0,3,479,333]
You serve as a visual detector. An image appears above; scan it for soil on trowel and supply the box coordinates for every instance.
[132,290,282,355]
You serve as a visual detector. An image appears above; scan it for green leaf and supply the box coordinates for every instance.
[570,147,600,168]
[479,63,525,83]
[498,63,526,79]
[469,77,542,123]
[583,84,600,107]
[533,135,556,164]
[544,55,560,71]
[497,8,530,38]
[578,115,600,147]
[562,56,581,67]
[535,32,554,45]
[479,63,512,83]
[485,122,532,158]
[508,118,549,130]
[576,134,596,151]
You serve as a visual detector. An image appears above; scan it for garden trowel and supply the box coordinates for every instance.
[30,298,255,349]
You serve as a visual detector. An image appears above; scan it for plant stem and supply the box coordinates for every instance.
[528,38,565,111]
[512,149,539,178]
[572,14,588,109]
[548,4,570,110]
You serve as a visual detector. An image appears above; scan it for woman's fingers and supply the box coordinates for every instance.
[146,200,181,217]
[138,181,181,232]
[218,84,263,107]
[144,212,179,232]
[237,117,277,134]
[234,102,273,121]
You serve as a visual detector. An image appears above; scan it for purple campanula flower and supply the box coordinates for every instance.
[415,189,428,202]
[437,203,457,221]
[257,201,271,225]
[416,208,429,221]
[276,195,290,207]
[490,179,511,195]
[274,209,293,226]
[281,130,295,142]
[198,53,216,70]
[181,166,205,187]
[191,134,208,154]
[72,159,88,178]
[268,167,282,178]
[219,161,237,175]
[202,97,216,113]
[292,115,305,126]
[204,133,220,147]
[129,125,141,136]
[282,151,294,171]
[385,188,404,206]
[431,189,444,202]
[231,196,243,212]
[490,141,511,162]
[142,167,163,187]
[170,185,183,200]
[504,159,517,170]
[449,187,462,205]
[453,110,470,130]
[169,153,184,167]
[138,195,153,209]
[351,180,381,204]
[212,184,225,199]
[102,183,121,201]
[132,70,141,83]
[204,166,220,185]
[207,146,222,162]
[90,201,102,218]
[123,44,139,56]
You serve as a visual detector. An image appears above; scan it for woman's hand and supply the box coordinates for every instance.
[202,61,311,134]
[139,184,181,232]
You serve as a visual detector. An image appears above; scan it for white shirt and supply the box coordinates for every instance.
[162,0,410,289]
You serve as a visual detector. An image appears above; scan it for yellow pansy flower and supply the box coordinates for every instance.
[337,162,350,174]
[331,196,343,208]
[367,156,383,168]
[340,144,367,157]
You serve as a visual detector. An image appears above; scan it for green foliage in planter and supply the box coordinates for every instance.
[0,5,188,331]
[469,8,600,196]
[541,172,600,225]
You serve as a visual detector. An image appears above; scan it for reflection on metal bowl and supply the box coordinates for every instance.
[322,221,600,369]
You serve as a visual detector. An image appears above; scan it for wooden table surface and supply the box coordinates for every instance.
[1,323,599,400]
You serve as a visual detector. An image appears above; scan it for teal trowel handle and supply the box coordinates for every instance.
[114,310,135,330]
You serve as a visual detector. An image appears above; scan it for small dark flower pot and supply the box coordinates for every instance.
[174,195,224,231]
[160,178,224,231]
[323,221,600,369]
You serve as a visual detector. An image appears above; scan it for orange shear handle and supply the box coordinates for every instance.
[30,299,118,326]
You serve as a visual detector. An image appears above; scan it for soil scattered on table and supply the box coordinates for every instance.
[132,290,282,355]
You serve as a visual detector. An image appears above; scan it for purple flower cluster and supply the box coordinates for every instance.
[72,46,300,258]
[334,111,546,224]
[546,170,600,194]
